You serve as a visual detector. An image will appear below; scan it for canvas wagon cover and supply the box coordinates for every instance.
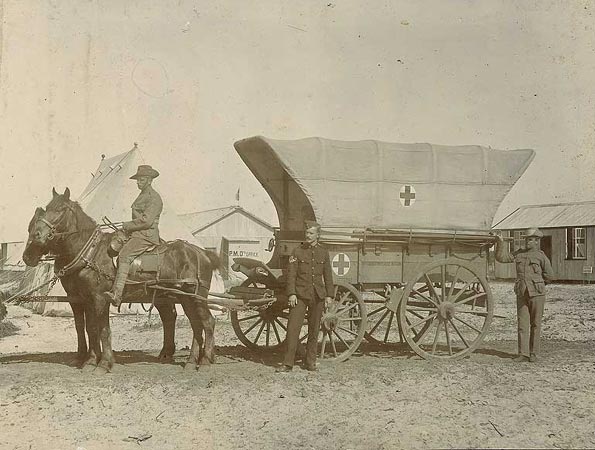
[234,136,535,232]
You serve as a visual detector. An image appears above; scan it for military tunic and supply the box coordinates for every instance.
[496,245,554,357]
[120,185,163,262]
[283,242,334,368]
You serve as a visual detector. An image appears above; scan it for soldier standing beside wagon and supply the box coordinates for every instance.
[495,228,555,362]
[276,220,334,372]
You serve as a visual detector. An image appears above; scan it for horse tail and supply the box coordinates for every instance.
[204,249,221,272]
[181,241,222,272]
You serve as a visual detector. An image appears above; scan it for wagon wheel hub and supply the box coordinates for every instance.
[437,302,456,321]
[321,312,339,332]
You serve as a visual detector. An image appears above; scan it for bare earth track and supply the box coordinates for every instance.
[1,282,595,450]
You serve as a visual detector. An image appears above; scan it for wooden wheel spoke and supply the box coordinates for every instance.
[454,309,491,317]
[367,306,388,317]
[448,318,470,348]
[424,274,440,304]
[342,317,363,322]
[453,316,482,334]
[274,318,287,331]
[368,309,390,335]
[336,291,351,308]
[266,322,271,347]
[254,320,266,343]
[337,302,359,317]
[244,317,263,335]
[329,332,338,356]
[411,288,438,307]
[440,265,447,302]
[447,265,461,300]
[383,312,395,343]
[333,330,350,349]
[408,310,425,320]
[450,281,472,303]
[407,313,437,330]
[453,292,486,306]
[321,331,328,358]
[338,326,359,337]
[238,313,261,323]
[271,320,282,344]
[431,321,442,354]
[414,320,434,343]
[444,321,452,356]
[405,305,437,313]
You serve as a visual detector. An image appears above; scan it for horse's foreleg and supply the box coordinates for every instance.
[70,300,87,366]
[94,295,115,373]
[155,300,177,362]
[80,300,100,370]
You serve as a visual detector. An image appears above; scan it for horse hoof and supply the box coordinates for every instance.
[95,361,113,374]
[158,351,175,363]
[81,362,97,373]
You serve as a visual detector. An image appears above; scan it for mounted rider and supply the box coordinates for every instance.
[105,165,163,307]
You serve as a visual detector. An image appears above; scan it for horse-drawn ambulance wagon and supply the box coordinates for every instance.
[228,136,535,361]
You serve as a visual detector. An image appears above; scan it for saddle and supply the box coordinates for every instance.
[108,231,168,279]
[128,243,169,278]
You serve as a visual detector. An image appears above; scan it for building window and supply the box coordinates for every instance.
[512,230,525,252]
[566,227,586,260]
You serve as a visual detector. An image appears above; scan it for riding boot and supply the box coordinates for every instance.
[105,260,130,307]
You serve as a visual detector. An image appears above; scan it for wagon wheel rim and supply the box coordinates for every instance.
[318,281,367,363]
[364,284,431,345]
[230,279,288,351]
[398,258,493,361]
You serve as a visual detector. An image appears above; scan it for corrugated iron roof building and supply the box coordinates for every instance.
[493,201,595,282]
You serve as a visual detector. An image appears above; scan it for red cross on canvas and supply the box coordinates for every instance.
[399,185,416,207]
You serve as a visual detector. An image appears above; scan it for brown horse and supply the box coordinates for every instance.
[22,187,220,372]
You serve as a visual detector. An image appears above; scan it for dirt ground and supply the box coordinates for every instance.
[1,281,595,450]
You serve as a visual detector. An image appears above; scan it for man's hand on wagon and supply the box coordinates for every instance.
[288,294,297,307]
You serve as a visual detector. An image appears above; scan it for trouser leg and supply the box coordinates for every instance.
[111,259,131,299]
[528,295,545,355]
[516,292,530,357]
[283,299,307,367]
[106,237,150,306]
[305,298,324,368]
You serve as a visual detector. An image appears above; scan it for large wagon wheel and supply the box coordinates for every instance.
[318,280,367,362]
[231,279,367,362]
[398,258,493,360]
[364,285,430,345]
[230,279,289,351]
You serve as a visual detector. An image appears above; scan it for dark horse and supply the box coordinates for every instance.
[22,187,220,372]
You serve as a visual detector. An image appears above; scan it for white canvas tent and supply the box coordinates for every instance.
[27,145,224,316]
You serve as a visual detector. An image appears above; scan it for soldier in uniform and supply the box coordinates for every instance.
[276,220,334,372]
[104,165,163,307]
[495,228,554,362]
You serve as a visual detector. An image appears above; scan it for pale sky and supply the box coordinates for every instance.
[1,1,594,242]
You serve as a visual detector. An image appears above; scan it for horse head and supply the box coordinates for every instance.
[23,187,76,266]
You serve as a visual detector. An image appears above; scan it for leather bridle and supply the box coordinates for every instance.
[35,202,78,241]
